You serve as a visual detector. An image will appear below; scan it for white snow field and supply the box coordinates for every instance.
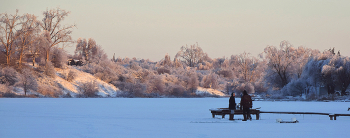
[1,98,349,138]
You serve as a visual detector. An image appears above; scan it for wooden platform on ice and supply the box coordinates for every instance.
[209,108,260,120]
[260,111,350,120]
[209,108,350,120]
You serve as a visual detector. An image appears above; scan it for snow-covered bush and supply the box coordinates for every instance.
[130,62,141,71]
[94,68,118,83]
[78,81,99,98]
[66,70,77,82]
[280,79,307,97]
[51,47,68,68]
[0,84,14,94]
[202,73,218,89]
[0,67,18,85]
[146,75,165,95]
[37,84,62,98]
[217,69,234,78]
[38,61,56,78]
[166,84,187,97]
[114,81,146,97]
[16,68,38,95]
[157,67,170,74]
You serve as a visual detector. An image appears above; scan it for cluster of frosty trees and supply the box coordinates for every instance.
[72,39,350,98]
[1,8,349,98]
[0,8,74,97]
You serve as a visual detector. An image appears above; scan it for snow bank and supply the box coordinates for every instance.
[196,87,227,97]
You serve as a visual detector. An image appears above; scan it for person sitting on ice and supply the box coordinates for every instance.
[240,90,252,121]
[229,92,236,120]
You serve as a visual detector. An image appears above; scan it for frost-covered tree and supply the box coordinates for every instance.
[74,38,86,59]
[0,10,23,66]
[160,53,172,67]
[51,47,67,68]
[264,41,296,88]
[175,43,206,67]
[41,8,74,62]
[293,46,313,78]
[235,52,258,83]
[323,56,350,95]
[17,68,37,95]
[213,57,226,69]
[301,52,336,95]
[283,79,307,96]
[15,14,40,68]
[79,81,98,97]
[202,73,219,89]
[187,71,199,93]
[74,38,97,62]
[90,45,108,64]
[28,32,44,66]
[41,61,56,78]
[173,58,183,68]
[66,70,77,82]
[146,75,165,95]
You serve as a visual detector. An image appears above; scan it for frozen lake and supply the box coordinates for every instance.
[1,98,349,138]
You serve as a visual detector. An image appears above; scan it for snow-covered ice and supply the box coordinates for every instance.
[1,98,349,138]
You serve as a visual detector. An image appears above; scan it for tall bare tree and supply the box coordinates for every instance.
[0,10,22,66]
[41,8,74,62]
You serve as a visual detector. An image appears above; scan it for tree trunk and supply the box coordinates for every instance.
[32,56,35,66]
[18,47,24,69]
[46,50,50,63]
[6,56,10,66]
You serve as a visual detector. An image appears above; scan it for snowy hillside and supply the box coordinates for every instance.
[55,66,122,97]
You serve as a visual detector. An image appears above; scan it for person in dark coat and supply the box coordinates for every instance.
[229,93,236,120]
[240,90,252,121]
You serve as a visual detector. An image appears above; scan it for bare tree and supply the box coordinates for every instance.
[0,10,22,66]
[41,8,74,62]
[175,43,206,67]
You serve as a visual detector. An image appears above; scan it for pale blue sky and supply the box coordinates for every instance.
[1,0,350,61]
